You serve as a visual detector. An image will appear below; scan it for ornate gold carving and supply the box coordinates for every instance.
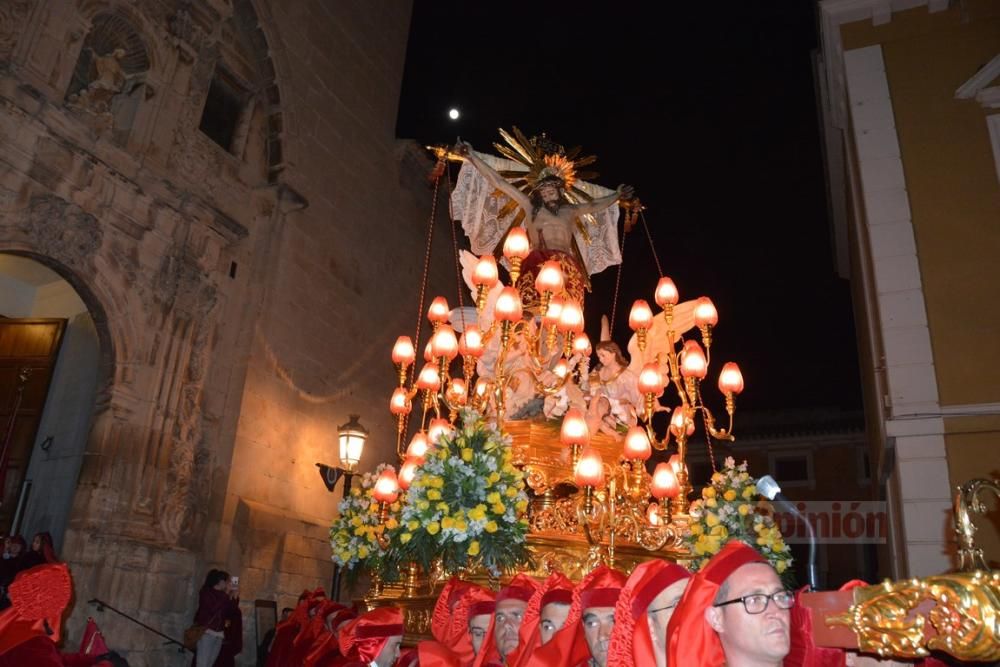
[403,607,432,635]
[953,478,1000,572]
[529,497,581,534]
[826,570,1000,662]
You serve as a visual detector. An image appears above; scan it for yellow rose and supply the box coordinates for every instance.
[461,448,474,462]
[417,500,430,511]
[467,541,480,556]
[776,560,788,574]
[357,545,369,559]
[427,521,440,535]
[742,486,755,499]
[353,526,366,537]
[455,520,468,532]
[724,490,737,502]
[427,489,442,500]
[491,502,506,515]
[400,532,412,544]
[408,520,420,531]
[486,492,501,505]
[441,517,455,530]
[385,517,398,529]
[737,504,750,516]
[690,523,704,535]
[705,512,720,527]
[706,498,718,509]
[487,472,501,485]
[505,486,518,498]
[369,503,379,513]
[430,477,445,489]
[515,499,528,512]
[436,502,450,513]
[703,487,717,499]
[468,506,487,521]
[485,521,498,533]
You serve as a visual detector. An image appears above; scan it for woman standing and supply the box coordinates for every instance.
[192,569,238,667]
[22,532,58,568]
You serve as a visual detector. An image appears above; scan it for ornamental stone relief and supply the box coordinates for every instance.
[0,0,32,65]
[22,194,104,272]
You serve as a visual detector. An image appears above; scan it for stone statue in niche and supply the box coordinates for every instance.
[67,47,138,116]
[65,14,151,144]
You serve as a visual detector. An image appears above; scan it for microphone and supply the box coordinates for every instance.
[757,475,819,591]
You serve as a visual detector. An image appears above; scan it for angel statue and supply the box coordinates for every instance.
[587,339,641,436]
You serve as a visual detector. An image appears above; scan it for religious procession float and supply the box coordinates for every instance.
[328,128,1000,663]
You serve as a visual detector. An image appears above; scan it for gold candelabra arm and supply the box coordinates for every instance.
[702,406,736,442]
[576,487,607,545]
[426,145,467,162]
[953,478,1000,572]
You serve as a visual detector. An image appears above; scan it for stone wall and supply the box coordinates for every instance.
[0,1,448,664]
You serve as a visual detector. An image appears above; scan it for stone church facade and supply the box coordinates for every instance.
[0,1,451,663]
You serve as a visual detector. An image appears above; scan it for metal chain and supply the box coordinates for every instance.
[703,409,718,472]
[411,169,441,383]
[639,209,664,278]
[608,221,628,337]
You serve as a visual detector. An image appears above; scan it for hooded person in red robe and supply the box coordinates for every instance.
[290,599,345,665]
[473,574,540,667]
[520,566,625,667]
[266,588,327,667]
[305,606,357,667]
[337,606,404,667]
[508,572,574,667]
[667,540,790,667]
[605,560,689,667]
[419,578,495,667]
[0,562,73,666]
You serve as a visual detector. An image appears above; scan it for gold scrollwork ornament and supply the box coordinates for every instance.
[827,570,1000,662]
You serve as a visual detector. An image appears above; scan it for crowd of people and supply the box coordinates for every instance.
[0,531,59,608]
[261,541,955,667]
[0,535,962,666]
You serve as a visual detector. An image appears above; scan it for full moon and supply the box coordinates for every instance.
[448,108,460,120]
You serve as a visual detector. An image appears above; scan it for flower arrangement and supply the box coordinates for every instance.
[684,457,793,576]
[329,463,400,575]
[390,409,531,576]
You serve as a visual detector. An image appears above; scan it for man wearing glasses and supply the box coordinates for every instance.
[667,540,793,667]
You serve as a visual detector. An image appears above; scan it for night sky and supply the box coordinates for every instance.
[396,2,862,415]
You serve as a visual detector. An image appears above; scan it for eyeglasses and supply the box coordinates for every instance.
[647,601,680,615]
[713,590,795,614]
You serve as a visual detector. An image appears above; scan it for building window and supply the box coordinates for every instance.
[199,66,252,155]
[767,452,814,489]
